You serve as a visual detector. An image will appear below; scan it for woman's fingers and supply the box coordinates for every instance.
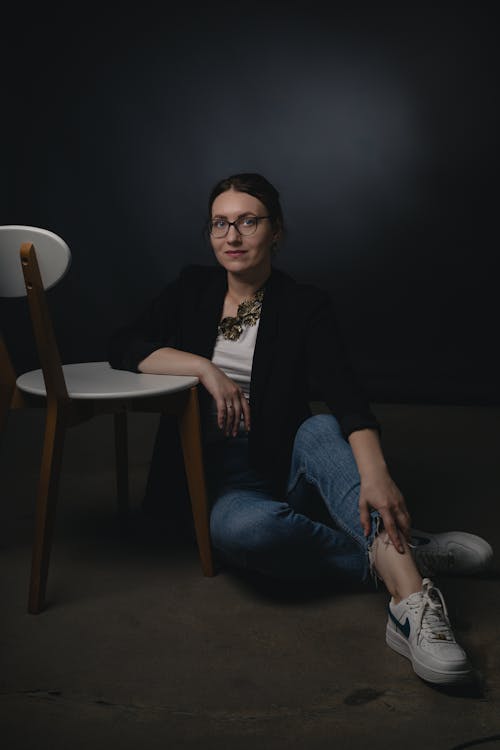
[241,395,251,432]
[360,498,407,551]
[224,401,233,435]
[376,507,411,552]
[217,398,227,430]
[219,390,249,436]
[358,499,372,538]
[395,507,412,542]
[224,401,235,436]
[226,399,241,437]
[379,511,405,553]
[390,492,412,543]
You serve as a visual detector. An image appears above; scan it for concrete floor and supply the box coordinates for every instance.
[1,403,499,750]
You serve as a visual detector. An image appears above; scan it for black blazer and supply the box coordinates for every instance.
[108,263,380,498]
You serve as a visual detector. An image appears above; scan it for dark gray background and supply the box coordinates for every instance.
[2,2,498,404]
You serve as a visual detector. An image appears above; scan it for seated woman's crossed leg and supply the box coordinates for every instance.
[208,414,492,686]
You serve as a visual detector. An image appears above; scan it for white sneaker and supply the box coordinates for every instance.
[386,578,472,684]
[410,529,493,577]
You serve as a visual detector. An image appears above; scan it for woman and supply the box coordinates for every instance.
[109,172,492,686]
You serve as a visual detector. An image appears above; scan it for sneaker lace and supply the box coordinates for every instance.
[409,580,455,643]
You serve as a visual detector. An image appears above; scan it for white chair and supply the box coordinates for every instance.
[0,225,214,614]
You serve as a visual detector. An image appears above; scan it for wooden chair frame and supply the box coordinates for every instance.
[1,242,214,614]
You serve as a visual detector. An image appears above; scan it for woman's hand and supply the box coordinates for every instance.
[199,361,251,436]
[348,428,411,553]
[358,469,412,553]
[138,349,250,436]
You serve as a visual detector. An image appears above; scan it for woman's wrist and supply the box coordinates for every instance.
[198,358,217,382]
[348,428,389,481]
[359,463,390,485]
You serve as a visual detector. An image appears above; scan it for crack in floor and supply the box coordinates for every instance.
[0,688,396,722]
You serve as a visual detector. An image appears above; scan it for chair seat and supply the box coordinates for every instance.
[16,361,199,399]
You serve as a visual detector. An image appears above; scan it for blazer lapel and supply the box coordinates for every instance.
[250,268,281,412]
[188,267,227,359]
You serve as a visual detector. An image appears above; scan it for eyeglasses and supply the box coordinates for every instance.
[208,215,271,238]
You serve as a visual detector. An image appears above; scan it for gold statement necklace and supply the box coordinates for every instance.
[218,288,265,341]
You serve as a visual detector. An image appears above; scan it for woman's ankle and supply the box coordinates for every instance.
[371,533,423,601]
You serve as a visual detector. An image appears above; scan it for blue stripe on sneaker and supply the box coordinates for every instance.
[388,608,411,638]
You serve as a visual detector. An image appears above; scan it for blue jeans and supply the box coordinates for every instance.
[205,414,380,584]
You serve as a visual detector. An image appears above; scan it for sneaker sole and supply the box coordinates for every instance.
[386,625,472,685]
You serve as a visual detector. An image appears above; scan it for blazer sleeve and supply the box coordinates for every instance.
[305,287,381,438]
[108,272,184,373]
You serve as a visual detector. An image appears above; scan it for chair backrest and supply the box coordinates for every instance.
[0,225,71,298]
[0,225,71,402]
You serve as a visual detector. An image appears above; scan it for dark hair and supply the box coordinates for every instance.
[207,172,285,248]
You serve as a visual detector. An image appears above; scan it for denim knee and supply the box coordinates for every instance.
[290,414,352,484]
[210,497,292,561]
[295,413,345,450]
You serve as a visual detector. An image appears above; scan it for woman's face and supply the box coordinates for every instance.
[209,188,277,278]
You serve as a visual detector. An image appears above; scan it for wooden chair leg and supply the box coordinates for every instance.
[177,387,215,577]
[0,384,12,439]
[28,401,67,614]
[114,410,129,519]
[0,335,17,439]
